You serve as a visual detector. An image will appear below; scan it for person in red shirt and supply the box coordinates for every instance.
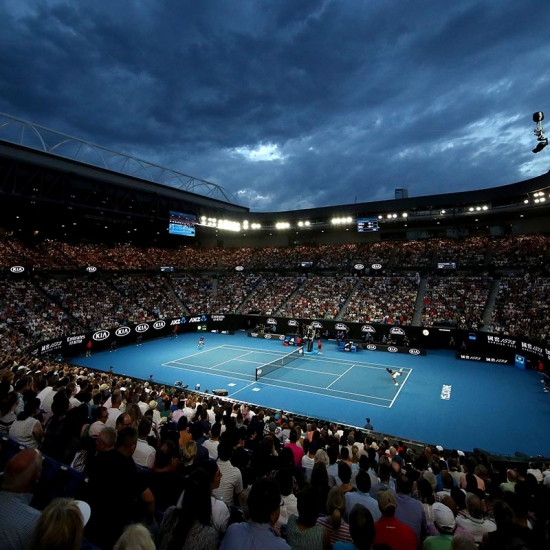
[283,429,304,467]
[374,490,418,550]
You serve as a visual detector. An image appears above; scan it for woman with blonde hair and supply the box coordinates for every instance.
[125,403,142,429]
[28,497,90,550]
[315,486,353,549]
[114,524,156,550]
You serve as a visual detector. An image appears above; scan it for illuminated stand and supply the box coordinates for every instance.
[303,325,317,355]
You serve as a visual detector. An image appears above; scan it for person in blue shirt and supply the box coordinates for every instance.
[221,477,290,550]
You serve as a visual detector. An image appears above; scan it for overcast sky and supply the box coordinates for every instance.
[1,1,550,212]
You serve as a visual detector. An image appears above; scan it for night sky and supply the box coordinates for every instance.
[1,1,549,211]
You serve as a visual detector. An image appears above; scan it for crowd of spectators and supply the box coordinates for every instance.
[489,235,550,270]
[241,276,302,316]
[0,352,549,549]
[3,234,550,350]
[421,277,493,329]
[341,277,418,325]
[278,276,357,320]
[490,276,550,345]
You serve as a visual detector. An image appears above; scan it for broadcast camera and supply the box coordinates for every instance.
[533,111,548,153]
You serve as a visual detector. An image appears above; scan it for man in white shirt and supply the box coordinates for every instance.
[203,423,221,460]
[213,439,243,508]
[132,418,156,469]
[105,392,123,429]
[455,493,496,543]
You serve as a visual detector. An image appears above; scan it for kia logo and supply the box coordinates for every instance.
[388,346,398,353]
[288,320,298,327]
[312,321,322,328]
[361,325,376,333]
[115,327,131,337]
[10,266,25,273]
[265,334,272,339]
[409,348,421,355]
[366,344,377,350]
[93,330,110,341]
[335,323,348,331]
[267,318,277,325]
[235,265,244,271]
[279,335,285,340]
[372,264,382,270]
[353,264,365,270]
[86,266,97,273]
[390,328,405,335]
[153,321,166,330]
[135,324,149,333]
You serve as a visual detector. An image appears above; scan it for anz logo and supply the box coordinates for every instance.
[135,324,149,333]
[153,321,166,330]
[388,346,398,353]
[10,266,25,273]
[389,327,405,335]
[115,327,131,337]
[409,348,421,355]
[93,330,110,341]
[361,325,376,333]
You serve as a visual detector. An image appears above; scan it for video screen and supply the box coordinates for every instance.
[169,211,196,237]
[357,218,379,232]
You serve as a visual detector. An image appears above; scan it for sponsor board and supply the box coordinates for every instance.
[361,325,376,333]
[235,265,244,271]
[86,266,97,273]
[41,340,63,354]
[135,324,149,333]
[266,318,277,325]
[366,344,377,350]
[10,266,25,273]
[265,334,272,339]
[211,315,225,322]
[287,320,299,327]
[353,263,365,270]
[409,348,421,355]
[311,321,323,329]
[388,346,398,353]
[153,321,166,330]
[279,335,285,340]
[371,263,382,270]
[115,327,131,337]
[93,330,110,341]
[389,327,405,335]
[334,323,349,331]
[66,335,86,346]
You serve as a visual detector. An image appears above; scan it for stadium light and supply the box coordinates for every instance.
[532,111,548,153]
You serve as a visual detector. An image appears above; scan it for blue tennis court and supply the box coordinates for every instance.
[162,343,412,408]
[71,331,550,457]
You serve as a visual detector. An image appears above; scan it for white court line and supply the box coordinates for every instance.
[214,343,411,370]
[255,377,392,408]
[389,369,413,408]
[326,365,356,389]
[163,362,391,402]
[229,382,257,398]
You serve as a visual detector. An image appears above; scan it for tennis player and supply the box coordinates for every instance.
[386,367,403,386]
[197,335,205,349]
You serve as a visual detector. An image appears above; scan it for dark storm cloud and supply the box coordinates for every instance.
[1,0,549,212]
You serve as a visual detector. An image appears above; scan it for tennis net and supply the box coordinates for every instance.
[255,346,304,381]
